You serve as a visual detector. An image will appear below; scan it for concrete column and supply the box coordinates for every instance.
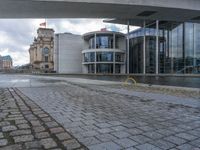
[156,20,159,74]
[95,51,97,74]
[127,20,130,74]
[94,33,97,49]
[193,24,196,68]
[143,20,146,75]
[94,33,97,74]
[113,33,116,49]
[113,52,115,74]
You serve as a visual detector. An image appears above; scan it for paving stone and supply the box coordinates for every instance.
[45,121,59,128]
[25,141,42,149]
[189,138,200,147]
[164,135,187,145]
[95,133,118,142]
[33,126,46,132]
[95,123,113,128]
[62,139,81,150]
[136,143,162,150]
[0,144,22,150]
[41,138,57,149]
[81,130,99,137]
[56,132,71,141]
[0,132,3,138]
[13,135,34,143]
[10,129,31,137]
[30,120,41,127]
[41,117,52,122]
[35,132,50,139]
[0,121,10,127]
[88,142,121,150]
[175,133,198,141]
[97,128,113,134]
[176,143,199,150]
[112,131,131,138]
[15,119,28,125]
[129,135,152,144]
[17,123,30,129]
[0,139,8,146]
[78,137,101,146]
[111,125,127,131]
[114,138,138,148]
[2,125,17,132]
[50,127,65,134]
[149,139,176,150]
[142,131,164,140]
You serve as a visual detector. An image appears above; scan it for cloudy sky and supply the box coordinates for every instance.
[0,19,137,66]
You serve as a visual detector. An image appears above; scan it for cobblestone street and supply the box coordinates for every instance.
[0,75,200,150]
[0,88,86,150]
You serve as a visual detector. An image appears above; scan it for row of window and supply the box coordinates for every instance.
[87,64,121,74]
[88,35,119,49]
[83,52,124,62]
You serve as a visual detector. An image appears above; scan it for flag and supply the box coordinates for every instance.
[40,22,46,27]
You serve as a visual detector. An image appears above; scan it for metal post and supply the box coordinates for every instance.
[156,20,159,74]
[143,20,146,74]
[113,33,116,49]
[94,33,97,74]
[113,33,116,74]
[127,20,130,74]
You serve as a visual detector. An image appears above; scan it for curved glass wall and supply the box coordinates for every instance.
[96,36,113,49]
[129,22,200,74]
[89,37,95,49]
[96,52,113,62]
[96,64,113,74]
[83,52,95,62]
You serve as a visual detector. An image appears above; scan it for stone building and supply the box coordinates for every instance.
[2,55,13,69]
[0,55,3,69]
[29,28,54,72]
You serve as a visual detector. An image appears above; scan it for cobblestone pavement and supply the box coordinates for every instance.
[19,82,200,150]
[0,88,87,150]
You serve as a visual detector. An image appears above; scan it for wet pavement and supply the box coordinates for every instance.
[0,74,200,150]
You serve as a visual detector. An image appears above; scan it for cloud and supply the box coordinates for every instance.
[0,19,138,66]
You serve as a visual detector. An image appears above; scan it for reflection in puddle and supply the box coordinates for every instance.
[10,79,30,83]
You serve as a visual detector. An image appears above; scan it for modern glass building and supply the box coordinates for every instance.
[82,30,126,74]
[129,21,200,74]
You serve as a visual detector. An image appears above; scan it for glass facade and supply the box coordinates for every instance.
[129,22,200,74]
[96,52,113,62]
[83,32,125,74]
[96,64,113,74]
[83,52,95,62]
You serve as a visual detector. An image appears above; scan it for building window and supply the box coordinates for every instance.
[88,64,95,73]
[96,52,113,62]
[84,52,95,62]
[96,64,113,74]
[45,56,48,62]
[45,65,49,69]
[115,64,121,74]
[96,36,113,49]
[115,53,124,62]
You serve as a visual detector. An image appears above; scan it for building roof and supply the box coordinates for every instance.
[2,55,12,61]
[83,30,125,40]
[0,0,200,23]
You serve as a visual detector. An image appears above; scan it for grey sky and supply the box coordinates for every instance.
[0,19,137,66]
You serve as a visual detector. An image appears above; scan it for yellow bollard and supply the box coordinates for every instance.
[123,77,137,87]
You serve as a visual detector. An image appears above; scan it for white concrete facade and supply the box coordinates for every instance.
[54,33,84,74]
